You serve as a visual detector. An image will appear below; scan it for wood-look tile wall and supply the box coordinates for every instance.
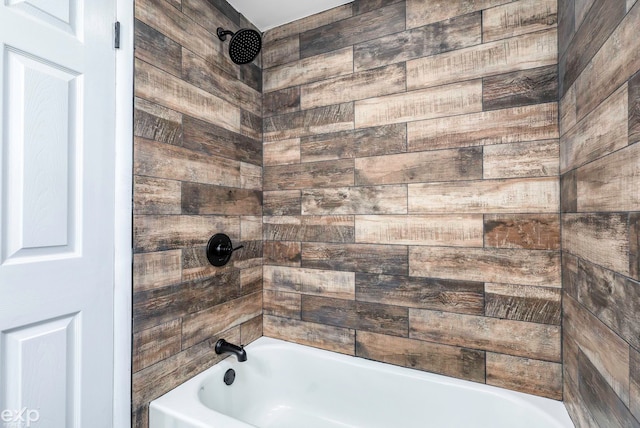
[559,0,640,425]
[263,0,562,400]
[132,0,262,425]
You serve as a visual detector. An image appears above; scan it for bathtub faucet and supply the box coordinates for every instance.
[215,339,247,362]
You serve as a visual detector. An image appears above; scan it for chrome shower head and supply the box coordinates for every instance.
[217,27,262,65]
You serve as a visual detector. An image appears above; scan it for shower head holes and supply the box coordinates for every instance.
[217,27,262,65]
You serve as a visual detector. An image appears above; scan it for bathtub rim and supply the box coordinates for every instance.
[150,336,574,428]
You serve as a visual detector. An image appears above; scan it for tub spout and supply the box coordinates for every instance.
[215,339,247,362]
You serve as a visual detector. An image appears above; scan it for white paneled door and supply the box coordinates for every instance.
[0,1,117,427]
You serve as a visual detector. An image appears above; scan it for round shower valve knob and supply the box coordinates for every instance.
[206,233,244,266]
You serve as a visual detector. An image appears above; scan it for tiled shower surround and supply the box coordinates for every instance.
[262,0,561,400]
[132,0,640,426]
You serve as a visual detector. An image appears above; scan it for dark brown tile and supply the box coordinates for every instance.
[356,273,484,315]
[559,0,625,94]
[354,12,481,71]
[301,295,409,337]
[302,242,408,276]
[134,19,182,77]
[300,2,406,59]
[485,283,561,325]
[182,115,261,165]
[263,87,300,117]
[181,182,262,215]
[578,350,640,428]
[630,70,640,145]
[561,170,577,212]
[483,65,558,111]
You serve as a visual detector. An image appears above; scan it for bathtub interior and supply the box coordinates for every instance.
[151,337,573,428]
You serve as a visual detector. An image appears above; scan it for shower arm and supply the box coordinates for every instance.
[217,28,235,41]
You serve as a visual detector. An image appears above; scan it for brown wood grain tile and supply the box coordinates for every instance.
[263,87,300,117]
[408,103,558,151]
[482,65,558,111]
[557,0,574,61]
[408,177,559,214]
[485,283,561,325]
[560,0,625,94]
[354,12,481,71]
[560,169,577,213]
[302,242,408,276]
[263,47,353,93]
[181,115,261,166]
[353,0,404,15]
[560,84,576,137]
[182,292,262,348]
[263,159,354,191]
[134,176,181,215]
[410,246,561,287]
[302,185,407,215]
[564,295,630,404]
[262,35,299,69]
[264,4,353,43]
[241,216,262,242]
[263,315,355,355]
[181,182,261,215]
[562,213,630,275]
[135,0,235,75]
[133,319,182,372]
[406,0,514,28]
[264,138,300,166]
[133,271,241,332]
[264,290,301,318]
[574,4,640,121]
[134,19,182,77]
[407,29,557,90]
[482,0,557,43]
[484,214,560,250]
[263,102,354,142]
[572,138,640,211]
[134,214,239,253]
[560,83,628,173]
[568,257,640,349]
[356,331,485,382]
[356,147,482,185]
[263,215,354,243]
[301,295,409,337]
[356,273,485,315]
[301,63,406,110]
[135,59,241,134]
[577,350,640,427]
[483,139,559,179]
[181,48,261,116]
[300,124,406,163]
[409,308,561,361]
[240,162,262,191]
[263,190,301,216]
[240,315,263,345]
[134,137,241,187]
[264,241,301,267]
[133,250,182,292]
[355,80,483,128]
[240,110,262,142]
[631,347,640,421]
[300,2,405,59]
[631,70,640,145]
[632,213,640,280]
[486,352,562,399]
[263,265,355,299]
[134,97,183,146]
[355,214,484,247]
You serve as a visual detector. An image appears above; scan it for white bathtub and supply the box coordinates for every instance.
[150,337,574,428]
